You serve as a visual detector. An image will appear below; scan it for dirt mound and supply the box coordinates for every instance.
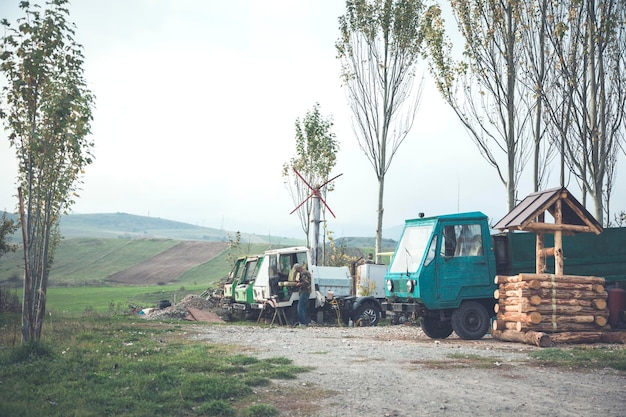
[142,294,225,322]
[108,241,228,285]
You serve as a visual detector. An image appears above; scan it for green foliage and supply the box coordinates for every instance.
[0,212,18,259]
[325,230,359,267]
[283,103,339,245]
[196,400,237,416]
[240,404,279,417]
[0,316,310,417]
[1,0,95,341]
[226,231,242,265]
[0,286,21,313]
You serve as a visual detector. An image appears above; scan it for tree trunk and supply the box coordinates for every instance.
[375,176,384,264]
[18,187,34,342]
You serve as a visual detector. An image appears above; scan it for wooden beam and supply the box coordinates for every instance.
[536,212,545,274]
[555,199,564,276]
[518,222,594,233]
[562,195,602,235]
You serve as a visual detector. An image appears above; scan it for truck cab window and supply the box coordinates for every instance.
[441,224,483,257]
[424,235,438,266]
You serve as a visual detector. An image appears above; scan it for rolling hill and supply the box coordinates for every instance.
[0,212,396,288]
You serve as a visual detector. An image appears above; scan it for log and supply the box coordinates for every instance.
[549,332,603,344]
[525,298,606,310]
[539,314,595,324]
[600,332,626,344]
[504,303,610,316]
[492,320,521,331]
[496,311,542,324]
[522,322,609,332]
[595,316,608,327]
[515,273,606,285]
[500,281,542,291]
[534,288,608,300]
[498,296,543,306]
[535,281,605,293]
[496,288,608,300]
[491,329,552,347]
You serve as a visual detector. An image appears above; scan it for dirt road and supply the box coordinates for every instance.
[190,324,626,417]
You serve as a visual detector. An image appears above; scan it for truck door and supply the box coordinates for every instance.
[436,222,491,307]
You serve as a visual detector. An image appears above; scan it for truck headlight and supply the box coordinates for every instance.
[386,280,394,292]
[406,279,414,293]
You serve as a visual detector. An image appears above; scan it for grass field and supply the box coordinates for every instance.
[0,315,310,417]
[45,284,209,315]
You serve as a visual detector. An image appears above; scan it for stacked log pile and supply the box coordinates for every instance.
[491,273,626,346]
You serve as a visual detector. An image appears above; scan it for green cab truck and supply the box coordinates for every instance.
[383,211,626,340]
[220,255,263,320]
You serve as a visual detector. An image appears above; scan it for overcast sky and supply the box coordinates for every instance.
[1,0,624,239]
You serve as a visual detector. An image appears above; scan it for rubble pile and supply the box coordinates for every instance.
[141,293,224,322]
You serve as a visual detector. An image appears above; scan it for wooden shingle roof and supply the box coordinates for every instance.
[493,187,602,234]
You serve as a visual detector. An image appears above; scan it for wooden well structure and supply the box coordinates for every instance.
[490,187,625,345]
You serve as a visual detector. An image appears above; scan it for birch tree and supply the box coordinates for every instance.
[336,0,434,261]
[1,0,94,342]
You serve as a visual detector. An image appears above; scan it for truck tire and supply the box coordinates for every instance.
[451,301,490,340]
[421,317,453,339]
[353,303,381,326]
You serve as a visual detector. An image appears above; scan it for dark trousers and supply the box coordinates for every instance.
[298,292,310,324]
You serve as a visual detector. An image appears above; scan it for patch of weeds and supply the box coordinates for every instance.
[242,375,271,387]
[196,400,236,416]
[2,341,54,364]
[241,403,279,417]
[264,356,292,365]
[530,346,626,372]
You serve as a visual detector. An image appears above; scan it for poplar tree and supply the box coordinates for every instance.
[336,0,437,262]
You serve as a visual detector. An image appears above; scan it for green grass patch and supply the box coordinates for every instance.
[0,315,310,417]
[44,284,209,315]
[529,346,626,372]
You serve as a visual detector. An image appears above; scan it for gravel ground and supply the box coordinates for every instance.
[188,324,626,417]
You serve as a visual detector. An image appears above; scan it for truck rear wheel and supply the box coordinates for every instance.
[451,301,490,340]
[421,317,453,339]
[353,303,381,326]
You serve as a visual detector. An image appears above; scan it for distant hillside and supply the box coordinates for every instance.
[0,211,398,288]
[2,211,303,246]
[2,211,396,248]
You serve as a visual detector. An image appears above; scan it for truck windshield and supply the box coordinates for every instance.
[389,224,434,274]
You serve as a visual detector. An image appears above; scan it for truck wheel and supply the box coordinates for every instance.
[421,317,453,339]
[353,303,381,326]
[451,301,490,340]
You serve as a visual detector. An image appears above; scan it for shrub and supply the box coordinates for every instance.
[0,287,21,313]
